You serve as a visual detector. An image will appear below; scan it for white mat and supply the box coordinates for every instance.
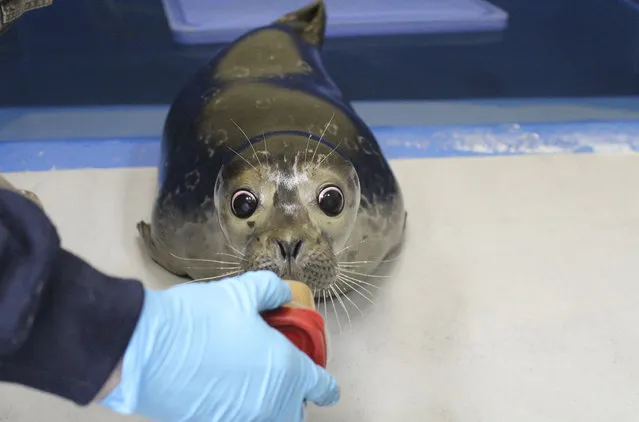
[1,153,638,421]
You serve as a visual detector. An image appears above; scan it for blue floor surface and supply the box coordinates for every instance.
[1,119,638,172]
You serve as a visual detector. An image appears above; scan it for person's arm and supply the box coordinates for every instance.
[0,188,144,405]
[0,186,340,421]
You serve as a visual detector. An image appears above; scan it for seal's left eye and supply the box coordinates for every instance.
[231,189,258,219]
[317,185,344,217]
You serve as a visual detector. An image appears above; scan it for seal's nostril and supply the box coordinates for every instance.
[292,240,303,259]
[276,240,287,259]
[275,239,304,260]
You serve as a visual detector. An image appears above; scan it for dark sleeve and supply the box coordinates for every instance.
[0,188,145,405]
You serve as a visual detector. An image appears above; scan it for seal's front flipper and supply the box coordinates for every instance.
[275,0,326,47]
[137,220,188,277]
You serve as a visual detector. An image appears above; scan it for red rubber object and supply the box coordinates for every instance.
[262,307,327,368]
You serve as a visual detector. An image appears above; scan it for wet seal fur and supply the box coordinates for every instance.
[138,0,407,298]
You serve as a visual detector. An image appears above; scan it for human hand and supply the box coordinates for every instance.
[100,271,339,421]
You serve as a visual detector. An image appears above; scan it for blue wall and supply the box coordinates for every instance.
[0,0,638,106]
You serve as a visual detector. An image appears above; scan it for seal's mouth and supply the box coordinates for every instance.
[242,235,338,291]
[243,257,337,292]
[244,261,304,284]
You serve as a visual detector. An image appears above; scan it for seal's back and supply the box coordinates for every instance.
[160,0,400,211]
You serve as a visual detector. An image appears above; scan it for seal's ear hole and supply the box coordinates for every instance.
[317,184,344,217]
[231,189,259,219]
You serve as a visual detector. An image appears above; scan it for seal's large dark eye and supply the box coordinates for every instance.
[231,189,258,219]
[317,185,344,217]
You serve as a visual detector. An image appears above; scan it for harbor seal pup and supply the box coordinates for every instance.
[137,0,406,300]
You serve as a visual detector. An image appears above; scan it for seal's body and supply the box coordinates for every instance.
[138,0,406,296]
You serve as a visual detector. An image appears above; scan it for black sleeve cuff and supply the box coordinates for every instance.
[0,188,145,405]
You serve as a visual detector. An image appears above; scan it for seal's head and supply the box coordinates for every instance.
[138,0,406,303]
[215,133,360,291]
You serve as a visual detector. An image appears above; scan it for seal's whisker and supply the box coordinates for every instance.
[337,277,376,305]
[331,285,351,329]
[166,251,243,266]
[313,288,324,311]
[310,112,335,165]
[338,273,377,296]
[338,256,401,266]
[226,145,260,173]
[337,275,374,297]
[315,140,342,169]
[182,269,242,284]
[338,272,382,292]
[262,131,269,166]
[335,238,370,256]
[338,261,374,267]
[215,252,247,261]
[149,231,245,263]
[327,287,343,334]
[333,282,364,317]
[225,243,246,258]
[201,251,246,260]
[322,289,328,325]
[304,132,313,165]
[337,282,374,306]
[184,265,242,271]
[336,261,370,268]
[231,119,262,167]
[337,268,392,279]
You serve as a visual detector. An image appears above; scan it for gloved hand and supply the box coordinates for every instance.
[101,270,339,421]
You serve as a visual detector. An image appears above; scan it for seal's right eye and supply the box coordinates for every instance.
[231,189,258,219]
[317,185,344,217]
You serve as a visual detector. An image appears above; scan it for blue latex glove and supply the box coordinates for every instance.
[101,270,339,421]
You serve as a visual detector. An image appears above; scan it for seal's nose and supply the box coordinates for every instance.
[275,239,304,261]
